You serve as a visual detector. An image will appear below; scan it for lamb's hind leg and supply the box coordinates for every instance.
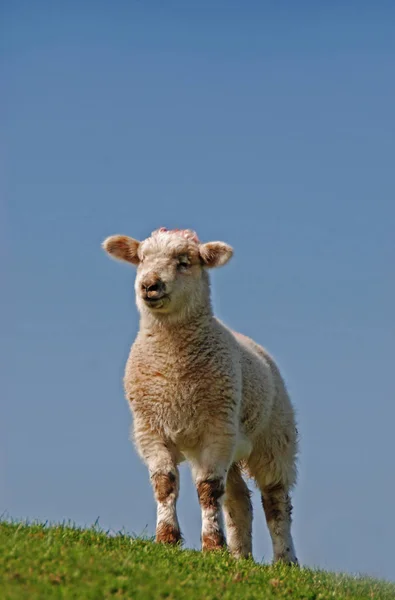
[223,464,253,559]
[261,481,298,564]
[248,444,298,565]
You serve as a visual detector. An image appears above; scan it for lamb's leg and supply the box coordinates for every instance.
[152,466,181,544]
[261,482,298,564]
[137,433,181,545]
[189,439,234,552]
[223,464,253,559]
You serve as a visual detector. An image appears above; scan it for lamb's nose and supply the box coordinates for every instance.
[142,279,165,298]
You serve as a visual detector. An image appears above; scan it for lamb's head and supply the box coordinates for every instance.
[103,228,233,320]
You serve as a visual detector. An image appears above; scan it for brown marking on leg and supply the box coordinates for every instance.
[261,482,286,524]
[202,531,226,551]
[261,482,298,565]
[152,472,176,503]
[156,522,181,545]
[197,478,225,509]
[197,478,226,552]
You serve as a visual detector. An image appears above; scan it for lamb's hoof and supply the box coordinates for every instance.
[156,523,182,545]
[231,551,253,561]
[274,554,299,566]
[202,532,226,552]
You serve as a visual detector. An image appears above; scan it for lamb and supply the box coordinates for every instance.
[102,227,298,563]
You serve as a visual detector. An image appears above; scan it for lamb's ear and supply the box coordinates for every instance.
[102,235,140,265]
[199,241,233,268]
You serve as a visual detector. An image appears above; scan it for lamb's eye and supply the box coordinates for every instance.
[177,256,190,270]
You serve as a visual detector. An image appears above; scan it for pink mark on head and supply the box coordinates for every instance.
[154,227,200,243]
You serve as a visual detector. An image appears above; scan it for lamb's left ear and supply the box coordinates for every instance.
[102,235,140,265]
[199,241,233,268]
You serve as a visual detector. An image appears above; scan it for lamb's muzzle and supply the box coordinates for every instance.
[141,276,167,309]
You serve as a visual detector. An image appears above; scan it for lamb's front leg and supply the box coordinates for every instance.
[136,429,181,544]
[190,437,235,552]
[152,466,181,544]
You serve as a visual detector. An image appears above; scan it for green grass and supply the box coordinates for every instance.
[0,522,393,599]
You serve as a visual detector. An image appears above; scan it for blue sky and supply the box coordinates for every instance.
[2,0,395,582]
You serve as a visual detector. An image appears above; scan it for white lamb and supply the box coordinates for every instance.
[103,227,298,563]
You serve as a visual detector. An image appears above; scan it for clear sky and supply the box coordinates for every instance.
[2,0,395,582]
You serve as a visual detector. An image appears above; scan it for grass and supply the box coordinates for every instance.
[0,522,394,599]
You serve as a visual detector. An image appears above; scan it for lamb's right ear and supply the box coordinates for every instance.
[199,241,233,268]
[102,235,140,265]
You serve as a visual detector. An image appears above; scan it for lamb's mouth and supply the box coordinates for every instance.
[144,295,169,309]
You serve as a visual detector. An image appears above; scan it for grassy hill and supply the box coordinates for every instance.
[1,522,393,599]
